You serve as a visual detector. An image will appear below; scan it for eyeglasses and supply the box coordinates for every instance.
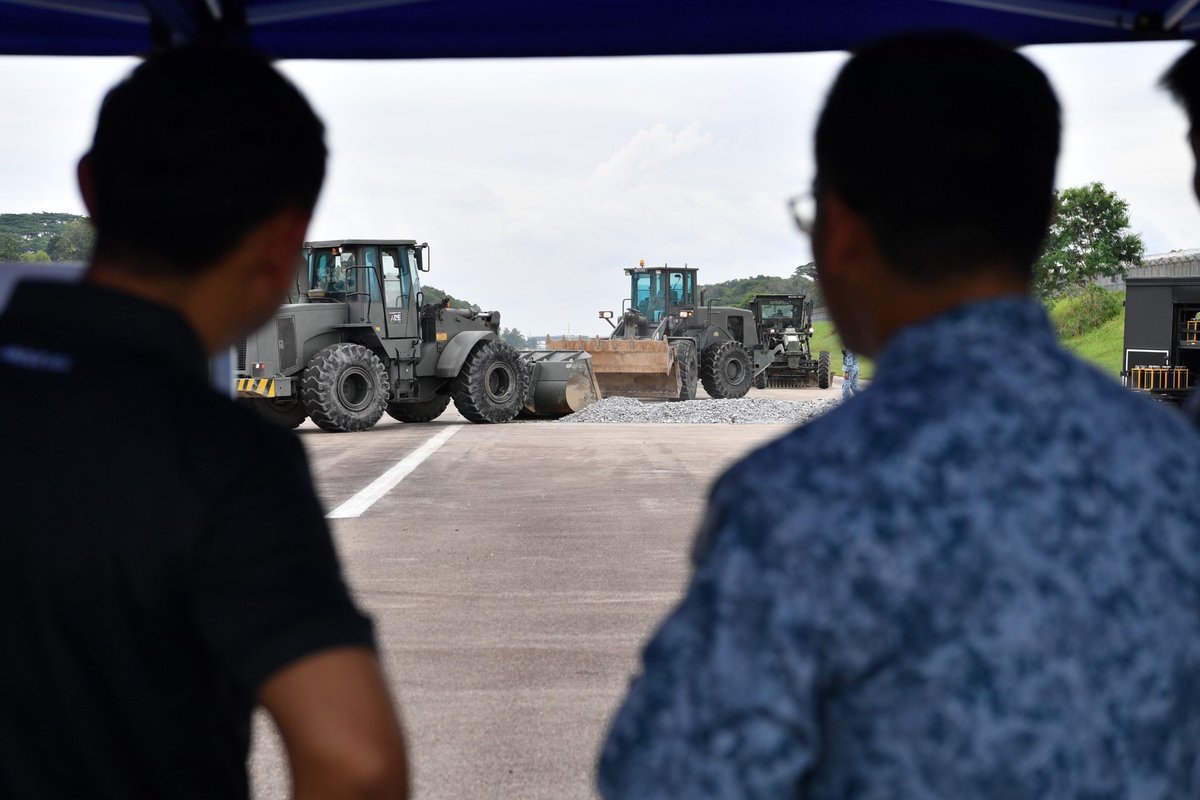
[787,192,816,236]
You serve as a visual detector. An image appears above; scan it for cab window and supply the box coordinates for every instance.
[668,272,696,307]
[633,274,651,316]
[349,246,383,302]
[309,251,332,289]
[382,248,410,307]
[632,272,667,322]
[669,273,683,306]
[309,249,347,293]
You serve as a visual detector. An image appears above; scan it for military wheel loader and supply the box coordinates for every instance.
[547,262,770,400]
[748,293,831,389]
[236,239,600,432]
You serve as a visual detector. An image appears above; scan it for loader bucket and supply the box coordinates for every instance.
[519,350,602,417]
[546,336,681,400]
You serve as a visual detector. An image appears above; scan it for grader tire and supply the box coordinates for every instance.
[386,395,450,423]
[753,371,768,390]
[701,340,753,399]
[674,340,699,401]
[301,343,389,432]
[817,350,832,389]
[451,340,528,423]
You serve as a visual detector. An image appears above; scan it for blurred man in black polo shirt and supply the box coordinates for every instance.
[0,45,408,799]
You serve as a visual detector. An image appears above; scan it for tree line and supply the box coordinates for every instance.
[700,263,820,311]
[0,213,95,263]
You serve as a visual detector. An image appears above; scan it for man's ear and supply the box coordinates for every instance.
[77,153,97,218]
[817,190,875,284]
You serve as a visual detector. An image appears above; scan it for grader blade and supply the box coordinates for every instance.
[546,336,681,400]
[518,350,602,417]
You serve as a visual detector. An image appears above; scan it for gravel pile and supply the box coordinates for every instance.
[560,395,840,425]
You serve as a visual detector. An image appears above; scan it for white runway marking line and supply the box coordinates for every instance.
[326,426,461,519]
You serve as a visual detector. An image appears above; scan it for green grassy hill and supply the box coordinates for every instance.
[1051,290,1124,378]
[1061,315,1123,377]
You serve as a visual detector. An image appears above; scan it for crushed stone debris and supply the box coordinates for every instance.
[559,395,841,425]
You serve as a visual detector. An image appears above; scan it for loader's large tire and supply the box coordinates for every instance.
[817,350,831,389]
[240,396,307,429]
[302,343,389,432]
[386,395,450,423]
[451,340,528,423]
[674,340,699,401]
[701,341,753,399]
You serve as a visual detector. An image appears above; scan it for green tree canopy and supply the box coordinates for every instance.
[700,264,819,310]
[0,212,90,261]
[0,212,82,240]
[500,327,529,349]
[0,233,22,262]
[47,218,95,262]
[421,284,481,312]
[1033,182,1144,299]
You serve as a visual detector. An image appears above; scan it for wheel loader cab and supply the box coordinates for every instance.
[627,266,697,323]
[306,242,422,339]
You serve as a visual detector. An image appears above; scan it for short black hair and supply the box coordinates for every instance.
[814,33,1060,283]
[1162,44,1200,127]
[88,43,326,274]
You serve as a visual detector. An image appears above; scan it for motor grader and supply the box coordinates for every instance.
[548,261,770,400]
[236,238,599,431]
[748,293,831,389]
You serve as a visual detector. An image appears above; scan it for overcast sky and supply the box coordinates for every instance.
[0,40,1196,336]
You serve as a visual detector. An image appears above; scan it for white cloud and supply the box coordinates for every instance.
[586,122,714,189]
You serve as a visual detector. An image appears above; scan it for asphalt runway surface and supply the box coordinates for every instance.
[249,383,845,799]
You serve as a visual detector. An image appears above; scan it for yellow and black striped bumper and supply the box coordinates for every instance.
[236,378,277,398]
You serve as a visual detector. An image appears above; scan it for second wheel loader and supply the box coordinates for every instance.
[548,261,770,400]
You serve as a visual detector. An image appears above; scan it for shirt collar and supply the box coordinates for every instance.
[874,294,1054,378]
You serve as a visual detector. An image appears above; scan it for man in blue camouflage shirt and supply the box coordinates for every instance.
[599,33,1200,799]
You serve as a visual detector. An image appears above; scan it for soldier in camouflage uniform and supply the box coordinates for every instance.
[841,347,860,398]
[599,33,1200,800]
